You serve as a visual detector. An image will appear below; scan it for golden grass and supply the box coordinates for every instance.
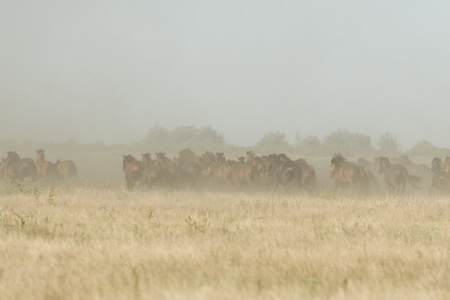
[0,187,449,300]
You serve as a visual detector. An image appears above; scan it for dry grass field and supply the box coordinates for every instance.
[0,184,449,300]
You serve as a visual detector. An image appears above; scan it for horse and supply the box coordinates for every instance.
[429,157,450,194]
[155,152,178,187]
[329,154,378,194]
[378,156,421,195]
[36,149,57,181]
[141,153,162,188]
[267,154,302,191]
[176,149,205,188]
[392,155,430,175]
[253,156,275,189]
[295,158,316,194]
[230,159,257,188]
[54,159,78,182]
[204,161,233,187]
[4,151,36,181]
[122,154,142,190]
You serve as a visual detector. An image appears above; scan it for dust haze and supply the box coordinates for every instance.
[1,1,450,149]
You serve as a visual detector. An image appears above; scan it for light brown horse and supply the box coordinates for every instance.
[253,156,275,188]
[36,149,57,181]
[4,151,37,181]
[122,154,142,190]
[204,161,233,186]
[330,154,378,194]
[295,158,316,194]
[231,159,257,188]
[54,159,78,182]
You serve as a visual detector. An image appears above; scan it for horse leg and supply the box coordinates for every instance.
[399,182,406,194]
[126,178,135,191]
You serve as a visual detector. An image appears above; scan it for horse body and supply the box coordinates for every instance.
[378,156,421,194]
[122,154,142,190]
[266,154,302,191]
[54,159,77,181]
[36,149,57,181]
[429,157,450,193]
[295,159,316,193]
[141,153,162,188]
[4,151,36,181]
[155,152,178,187]
[330,154,378,194]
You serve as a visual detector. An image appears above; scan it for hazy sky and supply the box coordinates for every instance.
[1,1,450,149]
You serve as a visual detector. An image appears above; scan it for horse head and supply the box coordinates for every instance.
[431,157,442,173]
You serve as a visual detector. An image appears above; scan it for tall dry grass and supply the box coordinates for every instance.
[0,185,449,299]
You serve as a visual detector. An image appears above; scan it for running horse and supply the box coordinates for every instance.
[378,156,421,195]
[429,157,449,194]
[122,154,143,190]
[330,153,378,194]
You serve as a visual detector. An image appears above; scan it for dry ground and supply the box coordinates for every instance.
[0,186,449,300]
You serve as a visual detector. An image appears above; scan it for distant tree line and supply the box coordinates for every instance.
[0,125,448,159]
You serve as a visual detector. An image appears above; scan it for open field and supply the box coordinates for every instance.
[0,185,449,300]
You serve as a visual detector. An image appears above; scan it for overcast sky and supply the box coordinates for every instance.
[1,1,450,149]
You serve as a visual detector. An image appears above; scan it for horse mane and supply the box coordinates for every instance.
[332,153,347,164]
[7,151,20,161]
[123,154,137,162]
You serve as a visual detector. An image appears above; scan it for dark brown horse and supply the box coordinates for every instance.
[330,154,378,194]
[36,149,57,181]
[141,153,161,188]
[4,151,36,181]
[429,157,449,194]
[176,149,204,187]
[392,155,430,175]
[155,152,178,187]
[267,154,302,190]
[122,154,142,190]
[378,156,421,194]
[54,159,78,181]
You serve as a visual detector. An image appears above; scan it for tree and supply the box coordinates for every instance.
[320,129,374,155]
[378,132,401,155]
[144,125,170,144]
[256,131,292,153]
[296,135,321,155]
[141,125,225,151]
[406,140,438,156]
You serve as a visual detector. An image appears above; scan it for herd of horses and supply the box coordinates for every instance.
[0,149,77,183]
[123,149,450,195]
[1,147,448,196]
[330,153,450,195]
[122,149,450,195]
[122,149,316,192]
